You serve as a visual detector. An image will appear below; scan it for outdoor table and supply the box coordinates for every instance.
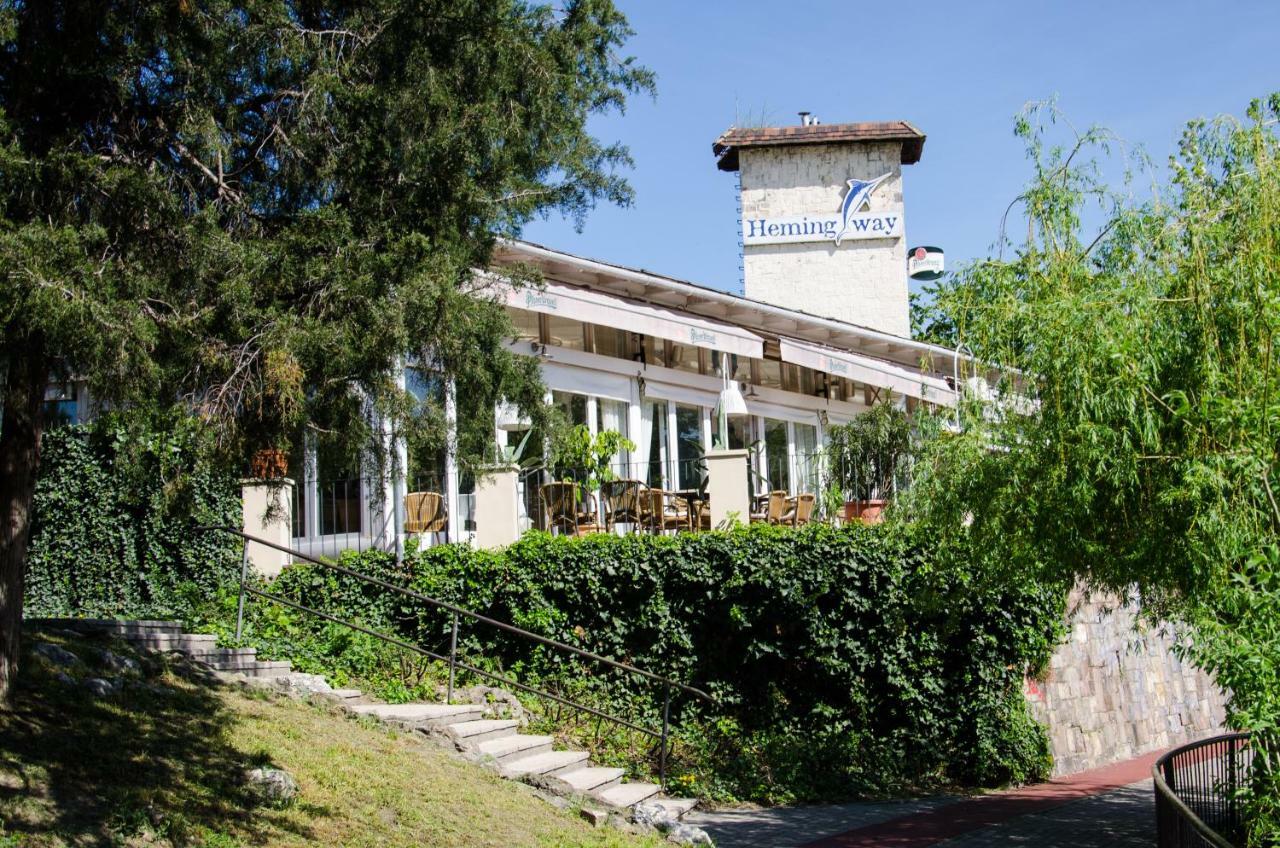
[670,489,709,531]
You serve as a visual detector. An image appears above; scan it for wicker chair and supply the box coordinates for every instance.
[600,479,644,532]
[540,481,602,536]
[404,491,448,544]
[751,490,789,524]
[781,493,816,527]
[638,488,687,535]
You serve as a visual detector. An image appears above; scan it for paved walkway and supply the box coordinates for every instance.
[685,752,1159,848]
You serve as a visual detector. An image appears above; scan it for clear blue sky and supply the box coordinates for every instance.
[523,0,1280,296]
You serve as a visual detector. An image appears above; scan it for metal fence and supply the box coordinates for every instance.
[516,458,708,535]
[206,525,714,789]
[1154,732,1253,848]
[287,471,475,561]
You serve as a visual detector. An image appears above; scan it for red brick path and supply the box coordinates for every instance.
[802,751,1160,847]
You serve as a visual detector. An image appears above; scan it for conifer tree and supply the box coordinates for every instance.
[0,0,653,702]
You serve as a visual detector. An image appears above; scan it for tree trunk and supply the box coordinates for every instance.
[0,340,48,706]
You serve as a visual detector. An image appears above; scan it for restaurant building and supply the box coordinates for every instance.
[273,117,968,558]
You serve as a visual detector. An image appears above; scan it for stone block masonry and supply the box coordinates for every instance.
[739,140,909,337]
[1026,589,1228,776]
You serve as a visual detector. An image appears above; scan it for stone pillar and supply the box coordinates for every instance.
[473,465,520,549]
[705,449,750,529]
[241,479,294,579]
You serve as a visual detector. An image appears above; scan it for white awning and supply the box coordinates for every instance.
[779,337,958,407]
[500,280,764,359]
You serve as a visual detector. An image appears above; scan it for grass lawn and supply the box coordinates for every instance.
[0,629,663,848]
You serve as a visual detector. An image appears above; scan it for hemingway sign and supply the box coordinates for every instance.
[743,173,903,247]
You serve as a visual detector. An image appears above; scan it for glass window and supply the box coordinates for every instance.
[669,342,700,375]
[758,358,783,390]
[793,423,819,494]
[506,306,540,342]
[642,336,666,368]
[406,367,445,407]
[675,404,703,490]
[596,398,631,474]
[782,364,800,393]
[728,414,753,451]
[316,438,362,536]
[645,400,668,488]
[592,325,629,360]
[763,419,790,493]
[799,367,817,396]
[288,448,309,538]
[552,390,589,428]
[711,351,750,383]
[42,384,78,428]
[544,314,586,350]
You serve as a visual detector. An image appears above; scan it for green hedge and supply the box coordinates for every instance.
[24,416,241,620]
[258,525,1062,801]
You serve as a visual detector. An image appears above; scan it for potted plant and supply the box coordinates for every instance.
[823,400,913,525]
[249,446,289,480]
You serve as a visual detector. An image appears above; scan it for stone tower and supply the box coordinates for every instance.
[713,118,925,337]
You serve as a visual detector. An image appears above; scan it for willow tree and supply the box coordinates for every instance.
[903,98,1280,842]
[0,0,653,703]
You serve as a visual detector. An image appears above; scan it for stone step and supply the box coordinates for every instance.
[236,661,292,678]
[329,688,363,700]
[123,633,219,652]
[557,766,626,794]
[446,719,520,745]
[348,703,487,726]
[476,733,554,763]
[185,647,258,663]
[501,749,590,779]
[646,797,698,819]
[196,653,269,671]
[595,782,661,809]
[32,618,184,637]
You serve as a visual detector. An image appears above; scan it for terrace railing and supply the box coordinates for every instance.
[1154,732,1253,848]
[201,525,714,789]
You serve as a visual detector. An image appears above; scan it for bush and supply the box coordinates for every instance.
[248,524,1061,802]
[24,415,241,621]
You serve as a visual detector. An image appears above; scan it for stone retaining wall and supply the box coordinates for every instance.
[1026,590,1228,776]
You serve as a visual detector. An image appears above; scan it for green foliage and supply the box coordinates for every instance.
[24,415,241,620]
[550,425,637,490]
[236,525,1060,803]
[0,3,655,702]
[901,96,1280,843]
[824,401,916,501]
[0,0,653,465]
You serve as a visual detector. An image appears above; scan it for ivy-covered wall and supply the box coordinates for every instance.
[24,418,241,620]
[259,526,1064,801]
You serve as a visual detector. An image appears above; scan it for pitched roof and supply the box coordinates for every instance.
[712,120,926,171]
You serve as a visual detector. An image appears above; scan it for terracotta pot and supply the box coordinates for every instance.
[843,499,886,525]
[249,448,289,480]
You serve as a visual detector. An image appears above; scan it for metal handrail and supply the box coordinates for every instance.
[200,526,714,787]
[1153,732,1252,848]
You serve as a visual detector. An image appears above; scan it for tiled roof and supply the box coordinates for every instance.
[712,121,926,171]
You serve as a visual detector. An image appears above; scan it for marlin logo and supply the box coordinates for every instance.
[834,173,890,246]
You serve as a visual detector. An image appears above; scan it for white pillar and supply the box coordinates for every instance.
[241,479,294,578]
[391,364,409,560]
[444,377,461,542]
[474,465,521,549]
[666,403,680,489]
[705,450,750,529]
[628,379,643,481]
[786,421,798,495]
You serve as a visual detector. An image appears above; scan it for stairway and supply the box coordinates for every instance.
[31,619,699,821]
[33,618,293,678]
[345,701,698,817]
